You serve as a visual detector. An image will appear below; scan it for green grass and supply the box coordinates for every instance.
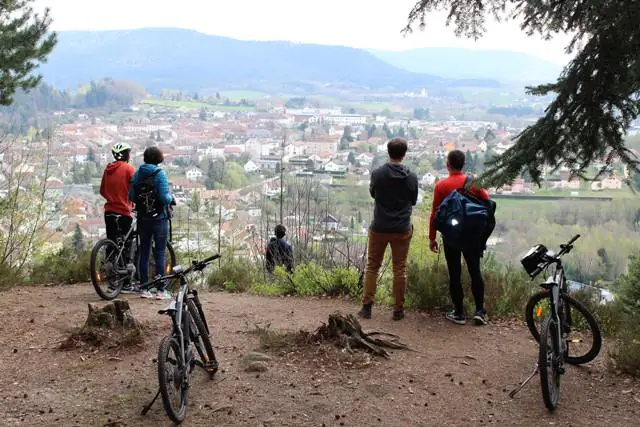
[220,90,267,101]
[141,99,256,112]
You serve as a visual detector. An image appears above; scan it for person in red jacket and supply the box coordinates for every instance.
[429,150,491,326]
[100,143,135,290]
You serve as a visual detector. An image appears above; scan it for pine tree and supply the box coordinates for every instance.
[0,1,56,105]
[405,1,640,187]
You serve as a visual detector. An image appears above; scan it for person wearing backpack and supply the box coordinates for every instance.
[357,137,418,321]
[429,150,493,326]
[265,224,294,274]
[129,146,175,300]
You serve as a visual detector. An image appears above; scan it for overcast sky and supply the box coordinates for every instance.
[34,0,574,65]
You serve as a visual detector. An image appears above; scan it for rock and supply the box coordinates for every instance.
[242,351,272,363]
[245,361,269,373]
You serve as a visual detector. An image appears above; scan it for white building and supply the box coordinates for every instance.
[324,161,348,174]
[244,160,260,174]
[326,114,367,126]
[186,167,204,181]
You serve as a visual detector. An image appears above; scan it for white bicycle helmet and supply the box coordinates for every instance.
[112,142,132,161]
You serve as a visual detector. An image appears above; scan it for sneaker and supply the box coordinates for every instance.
[155,289,172,300]
[140,288,158,299]
[473,309,489,326]
[358,303,372,319]
[445,310,467,325]
[392,310,405,321]
[121,284,140,294]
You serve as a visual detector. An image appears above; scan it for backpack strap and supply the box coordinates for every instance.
[462,174,474,192]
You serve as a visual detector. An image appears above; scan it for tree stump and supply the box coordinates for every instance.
[61,299,144,351]
[86,299,138,329]
[312,311,410,358]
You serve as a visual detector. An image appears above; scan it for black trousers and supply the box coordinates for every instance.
[443,244,485,314]
[104,212,133,261]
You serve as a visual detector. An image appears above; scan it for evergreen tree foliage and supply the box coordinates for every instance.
[0,1,56,105]
[405,1,640,187]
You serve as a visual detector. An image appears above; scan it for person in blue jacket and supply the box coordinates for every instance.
[129,146,175,299]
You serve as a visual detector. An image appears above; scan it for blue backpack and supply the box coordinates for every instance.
[435,176,493,250]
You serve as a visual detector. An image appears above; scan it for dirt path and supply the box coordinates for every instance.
[0,284,638,427]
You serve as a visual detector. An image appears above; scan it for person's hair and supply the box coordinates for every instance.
[274,224,286,239]
[447,150,465,171]
[119,150,131,162]
[387,137,408,160]
[143,146,164,165]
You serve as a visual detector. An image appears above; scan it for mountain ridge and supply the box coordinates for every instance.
[39,28,500,93]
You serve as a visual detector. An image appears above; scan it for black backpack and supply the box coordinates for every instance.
[134,169,162,219]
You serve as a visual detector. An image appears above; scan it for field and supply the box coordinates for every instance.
[1,284,638,426]
[141,99,256,112]
[219,91,268,101]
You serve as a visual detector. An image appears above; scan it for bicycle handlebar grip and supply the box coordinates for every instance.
[568,234,581,245]
[202,254,221,264]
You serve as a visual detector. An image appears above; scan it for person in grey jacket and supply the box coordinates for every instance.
[358,137,418,320]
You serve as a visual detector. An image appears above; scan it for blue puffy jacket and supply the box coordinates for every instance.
[129,164,174,219]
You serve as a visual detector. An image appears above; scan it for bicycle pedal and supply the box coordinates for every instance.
[558,367,565,374]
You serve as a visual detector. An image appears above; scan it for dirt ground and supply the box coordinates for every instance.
[1,284,638,427]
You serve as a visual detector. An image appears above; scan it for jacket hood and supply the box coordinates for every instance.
[385,163,411,179]
[138,163,161,177]
[105,161,127,175]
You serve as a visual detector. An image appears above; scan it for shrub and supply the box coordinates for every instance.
[272,263,361,297]
[405,259,450,310]
[207,257,261,293]
[30,247,91,285]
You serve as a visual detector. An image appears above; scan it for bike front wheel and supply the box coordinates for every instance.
[525,292,602,365]
[90,239,127,300]
[539,316,561,411]
[158,336,188,424]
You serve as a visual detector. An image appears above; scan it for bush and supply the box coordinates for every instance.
[207,257,261,293]
[405,259,450,310]
[272,263,361,297]
[606,254,640,376]
[405,251,532,317]
[30,247,91,285]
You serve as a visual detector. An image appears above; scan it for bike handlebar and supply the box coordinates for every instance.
[529,235,581,279]
[139,254,221,289]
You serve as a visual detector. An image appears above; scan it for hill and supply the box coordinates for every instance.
[38,28,499,94]
[369,47,564,83]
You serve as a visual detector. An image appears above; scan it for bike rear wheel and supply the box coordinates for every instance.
[136,241,177,281]
[90,239,127,300]
[525,292,602,364]
[539,317,561,411]
[158,336,188,424]
[187,299,218,377]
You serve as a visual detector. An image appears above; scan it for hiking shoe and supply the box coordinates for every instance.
[140,288,158,299]
[358,303,372,319]
[392,310,405,321]
[155,289,172,300]
[445,310,467,325]
[473,309,489,326]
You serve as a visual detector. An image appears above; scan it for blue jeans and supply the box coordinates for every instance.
[138,218,169,286]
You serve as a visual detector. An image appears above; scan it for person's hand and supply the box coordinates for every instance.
[429,239,439,253]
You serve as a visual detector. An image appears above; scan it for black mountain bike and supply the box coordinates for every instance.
[141,254,220,425]
[510,235,602,411]
[89,214,176,300]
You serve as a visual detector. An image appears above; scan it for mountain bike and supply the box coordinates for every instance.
[89,214,176,300]
[141,254,220,425]
[510,234,602,411]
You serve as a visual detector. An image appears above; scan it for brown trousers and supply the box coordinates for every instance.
[362,227,413,310]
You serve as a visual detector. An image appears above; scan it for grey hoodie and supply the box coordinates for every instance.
[369,163,418,233]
